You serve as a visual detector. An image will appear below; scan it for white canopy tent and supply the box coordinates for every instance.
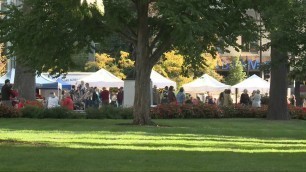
[232,74,270,93]
[42,72,94,85]
[183,74,230,93]
[77,68,124,87]
[150,70,177,89]
[0,69,58,88]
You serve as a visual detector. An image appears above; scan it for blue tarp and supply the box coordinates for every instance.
[56,78,72,90]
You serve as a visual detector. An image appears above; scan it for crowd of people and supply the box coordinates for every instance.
[152,85,298,108]
[55,81,124,110]
[0,79,124,110]
[0,78,301,110]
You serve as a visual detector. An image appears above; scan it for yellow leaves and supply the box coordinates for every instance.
[118,51,134,69]
[85,52,135,79]
[95,53,115,68]
[120,51,130,58]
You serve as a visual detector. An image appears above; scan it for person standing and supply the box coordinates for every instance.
[217,91,224,106]
[100,87,110,106]
[152,85,160,105]
[117,87,124,107]
[1,79,13,107]
[110,91,118,107]
[61,93,74,110]
[240,89,250,106]
[161,86,169,104]
[47,92,59,109]
[168,86,176,104]
[223,89,233,106]
[251,90,262,108]
[92,87,100,108]
[176,87,186,105]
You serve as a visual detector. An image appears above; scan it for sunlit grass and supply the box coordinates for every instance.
[1,129,306,153]
[1,118,306,171]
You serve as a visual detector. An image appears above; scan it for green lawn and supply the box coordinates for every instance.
[0,118,306,171]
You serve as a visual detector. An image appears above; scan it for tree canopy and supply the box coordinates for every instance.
[0,0,260,124]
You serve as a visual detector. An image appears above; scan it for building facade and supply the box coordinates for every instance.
[217,10,271,79]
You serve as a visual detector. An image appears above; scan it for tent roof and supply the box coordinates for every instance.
[150,70,176,89]
[77,68,124,87]
[56,78,72,90]
[232,74,270,92]
[0,69,58,89]
[183,74,230,92]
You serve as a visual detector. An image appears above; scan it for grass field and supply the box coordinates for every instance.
[0,118,306,171]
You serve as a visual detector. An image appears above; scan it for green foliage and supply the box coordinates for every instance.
[86,106,133,119]
[20,106,44,118]
[43,107,73,119]
[0,0,103,76]
[20,106,85,119]
[225,56,246,85]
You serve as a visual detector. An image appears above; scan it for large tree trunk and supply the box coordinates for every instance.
[267,42,290,120]
[132,1,154,125]
[14,61,36,101]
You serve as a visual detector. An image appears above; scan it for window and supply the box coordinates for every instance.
[241,36,259,53]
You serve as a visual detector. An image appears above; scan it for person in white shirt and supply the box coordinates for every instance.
[252,90,262,108]
[47,92,59,108]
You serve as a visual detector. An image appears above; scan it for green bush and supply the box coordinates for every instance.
[116,107,133,119]
[20,106,44,118]
[86,107,106,119]
[43,107,72,119]
[0,105,21,118]
[86,106,133,119]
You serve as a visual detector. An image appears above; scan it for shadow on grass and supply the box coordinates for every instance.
[0,145,306,172]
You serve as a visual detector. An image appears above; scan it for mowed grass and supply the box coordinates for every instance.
[0,118,306,171]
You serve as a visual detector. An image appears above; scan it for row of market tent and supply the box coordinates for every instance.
[0,68,177,90]
[0,68,270,93]
[183,74,270,93]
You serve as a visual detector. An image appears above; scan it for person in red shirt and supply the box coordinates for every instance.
[17,98,25,109]
[61,93,74,110]
[100,87,110,106]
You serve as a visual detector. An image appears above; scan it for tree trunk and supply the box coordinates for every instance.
[132,1,154,125]
[294,81,302,107]
[14,61,36,101]
[267,43,290,120]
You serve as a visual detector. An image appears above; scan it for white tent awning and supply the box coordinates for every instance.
[183,74,230,93]
[232,74,270,93]
[150,70,177,89]
[77,68,124,88]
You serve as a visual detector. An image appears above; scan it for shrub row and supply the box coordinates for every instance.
[150,104,306,120]
[0,103,305,120]
[0,104,133,119]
